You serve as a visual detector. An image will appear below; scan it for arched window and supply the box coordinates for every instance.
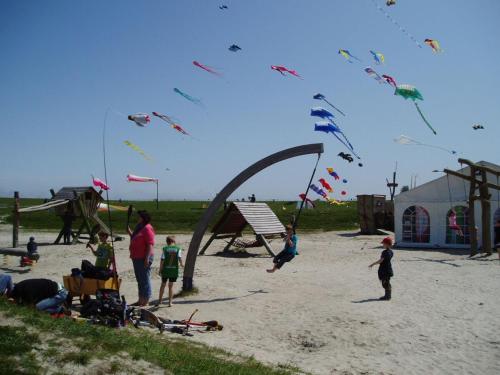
[402,206,430,243]
[446,206,470,245]
[494,208,500,225]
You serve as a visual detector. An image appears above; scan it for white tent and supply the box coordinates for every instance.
[394,161,500,249]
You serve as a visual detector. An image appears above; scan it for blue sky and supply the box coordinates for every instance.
[1,0,499,201]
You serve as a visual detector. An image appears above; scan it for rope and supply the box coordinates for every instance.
[294,153,321,232]
[102,108,119,291]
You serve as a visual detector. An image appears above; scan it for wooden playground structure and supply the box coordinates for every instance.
[11,186,109,248]
[199,202,286,257]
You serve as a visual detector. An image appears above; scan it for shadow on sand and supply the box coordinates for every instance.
[351,298,384,304]
[150,289,269,306]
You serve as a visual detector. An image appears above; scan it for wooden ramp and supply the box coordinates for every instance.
[199,202,286,256]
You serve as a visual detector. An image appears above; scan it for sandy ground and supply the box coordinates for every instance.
[1,226,499,375]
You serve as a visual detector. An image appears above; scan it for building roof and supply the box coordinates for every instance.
[211,202,286,236]
[395,161,500,204]
[52,186,103,201]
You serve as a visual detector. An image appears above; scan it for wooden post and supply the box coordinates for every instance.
[468,167,478,256]
[479,170,492,255]
[156,181,159,210]
[13,191,20,248]
[258,234,276,257]
[222,234,239,252]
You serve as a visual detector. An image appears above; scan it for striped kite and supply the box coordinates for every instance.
[424,39,442,53]
[326,168,340,180]
[123,140,152,161]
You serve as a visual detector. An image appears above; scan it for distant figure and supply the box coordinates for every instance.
[62,209,74,245]
[369,237,394,301]
[0,274,13,296]
[242,198,246,202]
[27,236,38,256]
[157,236,184,307]
[267,225,298,273]
[10,278,68,315]
[250,194,256,203]
[494,219,500,260]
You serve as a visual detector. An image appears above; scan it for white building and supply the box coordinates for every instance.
[394,161,500,248]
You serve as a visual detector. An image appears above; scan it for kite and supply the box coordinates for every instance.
[382,74,397,88]
[338,152,354,163]
[326,197,345,206]
[271,65,301,78]
[313,93,345,117]
[174,88,203,106]
[472,124,484,130]
[364,67,386,84]
[341,191,347,196]
[342,179,348,184]
[369,50,385,65]
[386,0,396,6]
[318,178,333,193]
[314,121,360,159]
[152,111,176,126]
[219,5,228,10]
[299,193,315,208]
[171,124,190,136]
[123,140,152,161]
[338,49,361,63]
[193,61,222,77]
[98,203,128,212]
[370,0,422,48]
[128,113,150,127]
[310,184,328,199]
[424,39,442,53]
[228,44,241,52]
[127,174,158,183]
[92,176,110,191]
[310,107,334,121]
[394,135,456,154]
[358,163,363,167]
[395,84,437,135]
[326,168,340,180]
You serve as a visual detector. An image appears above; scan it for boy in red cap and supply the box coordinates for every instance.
[369,237,394,300]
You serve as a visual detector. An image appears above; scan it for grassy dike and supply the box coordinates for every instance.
[0,299,302,375]
[0,198,358,233]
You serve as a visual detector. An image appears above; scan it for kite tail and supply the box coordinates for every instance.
[332,132,361,159]
[414,102,437,135]
[323,99,346,117]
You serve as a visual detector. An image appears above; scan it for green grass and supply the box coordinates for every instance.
[0,197,358,234]
[0,299,301,375]
[0,325,41,374]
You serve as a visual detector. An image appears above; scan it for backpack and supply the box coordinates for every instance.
[80,289,126,328]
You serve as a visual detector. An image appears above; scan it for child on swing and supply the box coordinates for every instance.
[267,225,298,273]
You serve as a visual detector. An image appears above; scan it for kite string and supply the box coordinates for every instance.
[102,108,119,287]
[370,0,422,48]
[414,102,437,135]
[332,131,361,159]
[323,98,346,117]
[294,153,321,231]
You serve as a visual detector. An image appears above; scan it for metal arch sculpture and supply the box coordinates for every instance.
[182,143,324,290]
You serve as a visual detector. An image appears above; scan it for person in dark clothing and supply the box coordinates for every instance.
[27,236,38,256]
[494,219,500,260]
[250,194,256,203]
[369,237,394,300]
[11,278,68,314]
[62,209,74,245]
[267,225,298,273]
